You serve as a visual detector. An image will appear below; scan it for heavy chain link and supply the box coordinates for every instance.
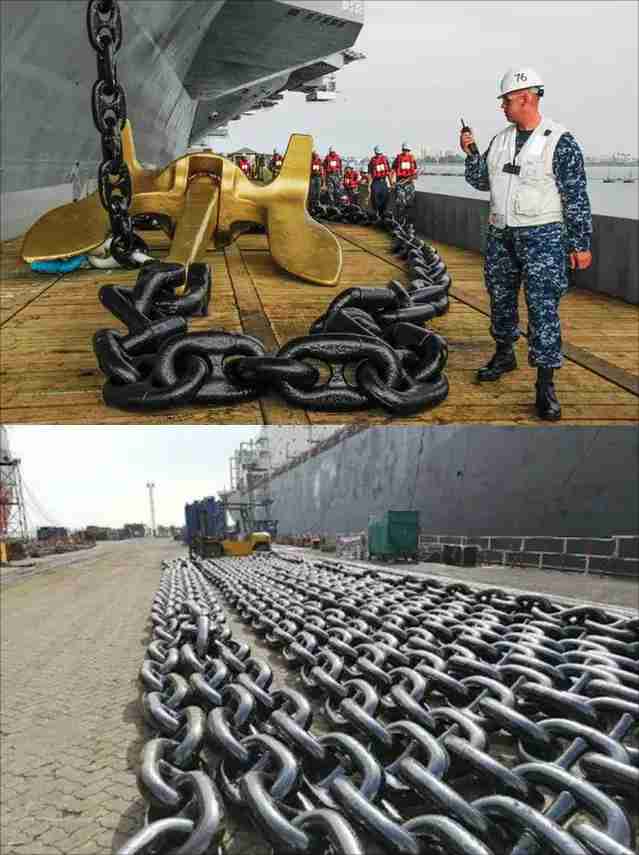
[93,213,452,415]
[84,1,451,414]
[87,0,146,267]
[123,553,638,855]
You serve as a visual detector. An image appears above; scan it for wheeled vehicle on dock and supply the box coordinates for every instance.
[185,495,276,558]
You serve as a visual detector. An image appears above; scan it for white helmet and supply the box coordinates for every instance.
[499,67,544,98]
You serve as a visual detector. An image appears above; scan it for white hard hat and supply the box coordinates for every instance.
[374,145,382,154]
[401,142,410,150]
[499,67,544,98]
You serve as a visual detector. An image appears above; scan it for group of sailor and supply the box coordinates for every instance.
[303,143,419,215]
[234,145,419,217]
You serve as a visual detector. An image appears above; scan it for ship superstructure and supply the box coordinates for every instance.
[1,0,364,239]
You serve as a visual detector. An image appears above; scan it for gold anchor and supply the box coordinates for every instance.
[21,121,343,290]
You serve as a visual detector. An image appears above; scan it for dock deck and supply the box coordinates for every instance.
[1,224,637,424]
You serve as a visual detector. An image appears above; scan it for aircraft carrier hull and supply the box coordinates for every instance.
[256,426,638,538]
[1,0,364,239]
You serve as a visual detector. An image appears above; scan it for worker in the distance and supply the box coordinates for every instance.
[343,161,361,204]
[367,145,392,216]
[309,150,324,206]
[323,147,343,203]
[357,167,370,206]
[392,143,418,218]
[67,161,83,202]
[269,148,283,177]
[461,67,592,421]
[237,154,252,178]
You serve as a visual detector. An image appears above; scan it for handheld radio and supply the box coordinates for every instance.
[460,118,479,156]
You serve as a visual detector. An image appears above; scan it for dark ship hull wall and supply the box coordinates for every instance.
[262,427,638,538]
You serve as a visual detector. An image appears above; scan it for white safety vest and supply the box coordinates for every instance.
[487,117,567,229]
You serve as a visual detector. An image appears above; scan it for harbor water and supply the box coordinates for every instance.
[416,164,638,219]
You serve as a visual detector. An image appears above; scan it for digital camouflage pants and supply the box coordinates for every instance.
[370,178,389,215]
[394,180,415,217]
[326,174,342,203]
[484,223,570,368]
[309,175,322,206]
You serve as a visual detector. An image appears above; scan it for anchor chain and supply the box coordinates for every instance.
[122,554,638,855]
[84,1,451,415]
[93,214,452,416]
[87,0,146,267]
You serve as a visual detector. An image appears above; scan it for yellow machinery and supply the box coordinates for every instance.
[191,531,271,558]
[186,496,275,559]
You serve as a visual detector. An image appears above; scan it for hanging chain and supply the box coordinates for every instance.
[86,0,144,267]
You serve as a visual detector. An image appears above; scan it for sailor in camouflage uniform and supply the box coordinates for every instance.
[461,67,593,420]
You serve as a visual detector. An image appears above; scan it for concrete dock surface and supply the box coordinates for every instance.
[1,539,637,854]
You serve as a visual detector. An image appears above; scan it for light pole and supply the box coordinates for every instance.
[146,481,156,537]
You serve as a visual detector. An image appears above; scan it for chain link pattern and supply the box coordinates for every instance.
[122,553,638,855]
[93,214,452,415]
[87,0,146,267]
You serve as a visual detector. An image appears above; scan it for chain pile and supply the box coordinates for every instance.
[125,554,638,855]
[92,215,452,415]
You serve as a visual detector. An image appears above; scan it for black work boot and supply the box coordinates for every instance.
[477,343,517,382]
[535,367,562,421]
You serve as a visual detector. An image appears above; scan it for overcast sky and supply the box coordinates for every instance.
[5,426,261,531]
[219,0,638,158]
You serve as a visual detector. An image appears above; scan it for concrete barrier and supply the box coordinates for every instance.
[410,192,638,304]
[419,533,639,578]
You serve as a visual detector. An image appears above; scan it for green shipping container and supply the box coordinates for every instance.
[368,510,420,561]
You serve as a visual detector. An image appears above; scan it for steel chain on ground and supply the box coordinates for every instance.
[120,552,638,855]
[92,213,452,415]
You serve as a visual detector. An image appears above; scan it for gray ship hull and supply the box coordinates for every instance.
[250,427,638,539]
[1,0,364,239]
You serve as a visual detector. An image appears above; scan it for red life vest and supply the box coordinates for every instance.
[368,154,390,179]
[323,153,342,174]
[343,169,359,190]
[270,154,283,171]
[238,158,251,176]
[311,156,323,176]
[393,152,417,179]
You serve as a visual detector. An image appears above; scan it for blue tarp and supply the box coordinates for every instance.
[31,255,88,274]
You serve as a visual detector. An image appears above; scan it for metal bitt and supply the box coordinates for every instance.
[21,122,343,288]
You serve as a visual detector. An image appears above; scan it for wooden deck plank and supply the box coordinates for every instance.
[1,224,637,425]
[0,244,261,424]
[428,240,639,377]
[224,244,309,426]
[331,225,639,393]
